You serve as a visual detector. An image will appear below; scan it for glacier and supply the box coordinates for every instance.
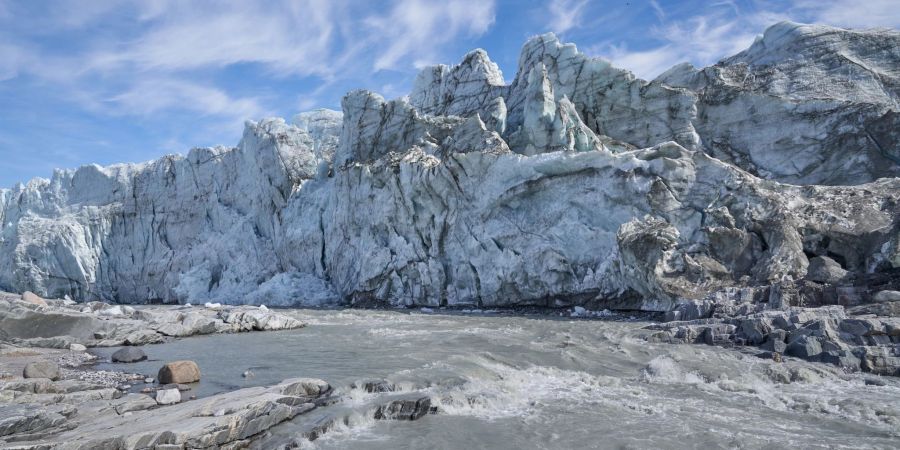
[1,21,899,310]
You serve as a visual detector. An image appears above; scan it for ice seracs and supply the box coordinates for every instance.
[659,21,900,185]
[0,22,898,312]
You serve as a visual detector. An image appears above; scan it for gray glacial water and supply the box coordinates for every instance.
[94,309,900,449]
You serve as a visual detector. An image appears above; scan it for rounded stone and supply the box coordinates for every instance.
[23,361,60,381]
[157,360,201,384]
[111,347,147,363]
[155,388,181,405]
[21,291,47,307]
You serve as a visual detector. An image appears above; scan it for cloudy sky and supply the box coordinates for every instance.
[1,0,898,187]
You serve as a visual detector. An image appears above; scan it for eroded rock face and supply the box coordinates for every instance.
[0,22,899,310]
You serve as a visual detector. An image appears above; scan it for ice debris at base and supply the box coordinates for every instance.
[570,307,614,318]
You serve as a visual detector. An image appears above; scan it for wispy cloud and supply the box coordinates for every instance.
[88,1,338,77]
[589,1,822,79]
[108,78,267,124]
[586,6,770,79]
[798,0,900,28]
[545,0,589,34]
[0,0,498,129]
[649,0,665,22]
[579,0,900,80]
[364,0,496,71]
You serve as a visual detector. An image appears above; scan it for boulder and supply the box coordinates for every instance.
[69,343,87,352]
[353,379,396,393]
[279,378,331,398]
[23,361,60,381]
[21,291,47,307]
[760,330,787,353]
[158,361,201,384]
[786,335,823,359]
[115,393,158,414]
[738,318,772,345]
[873,290,900,303]
[111,347,147,363]
[805,256,848,284]
[374,397,434,421]
[155,388,181,405]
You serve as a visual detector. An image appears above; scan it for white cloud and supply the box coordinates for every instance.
[545,0,589,34]
[88,0,338,77]
[649,0,666,21]
[798,0,900,28]
[585,4,790,79]
[582,0,900,80]
[365,0,496,71]
[108,78,266,122]
[0,0,500,128]
[0,42,26,81]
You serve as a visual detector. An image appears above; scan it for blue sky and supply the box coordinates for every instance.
[1,0,898,188]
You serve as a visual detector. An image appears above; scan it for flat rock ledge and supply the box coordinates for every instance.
[0,292,305,349]
[648,283,900,376]
[0,377,333,449]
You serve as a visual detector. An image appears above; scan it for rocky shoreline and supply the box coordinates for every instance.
[0,291,316,448]
[0,291,305,349]
[0,292,447,448]
[649,282,900,377]
[2,285,900,447]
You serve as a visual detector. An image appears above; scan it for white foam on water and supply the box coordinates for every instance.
[430,357,643,420]
[641,355,708,385]
[295,409,385,449]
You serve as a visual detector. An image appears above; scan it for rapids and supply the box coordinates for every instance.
[93,309,900,449]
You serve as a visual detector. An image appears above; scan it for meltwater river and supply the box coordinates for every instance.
[94,309,900,449]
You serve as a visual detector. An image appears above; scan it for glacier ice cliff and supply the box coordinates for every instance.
[1,22,899,310]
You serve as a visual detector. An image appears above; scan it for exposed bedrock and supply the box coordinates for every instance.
[0,22,898,310]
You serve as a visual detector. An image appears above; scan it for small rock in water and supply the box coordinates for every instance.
[352,379,396,393]
[69,343,87,352]
[242,370,254,378]
[112,347,147,363]
[155,388,181,405]
[374,397,434,421]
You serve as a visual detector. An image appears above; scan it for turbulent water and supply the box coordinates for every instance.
[95,310,900,449]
